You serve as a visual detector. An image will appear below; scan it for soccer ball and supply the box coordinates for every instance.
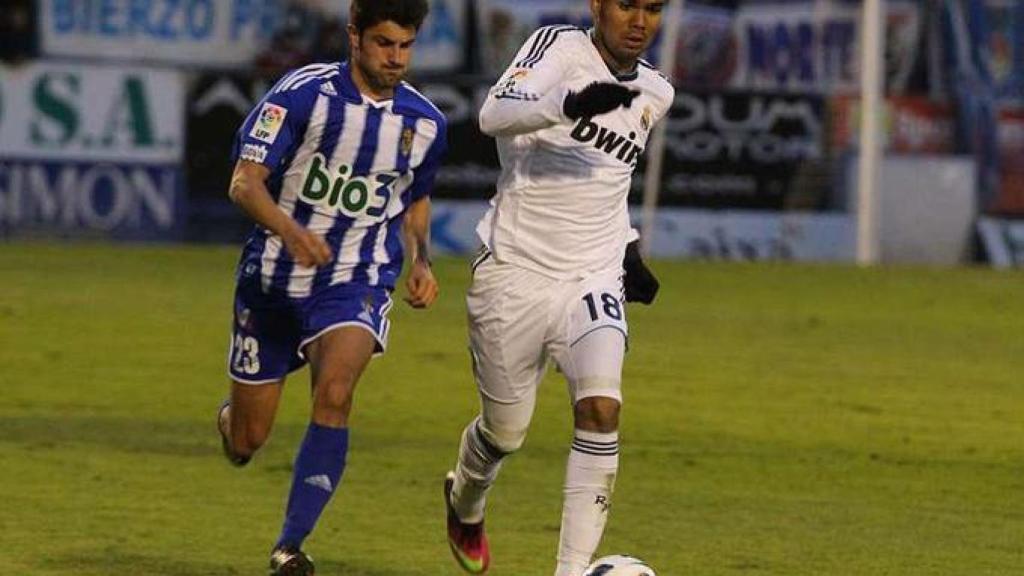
[583,554,656,576]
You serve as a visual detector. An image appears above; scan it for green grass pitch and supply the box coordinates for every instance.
[0,242,1021,575]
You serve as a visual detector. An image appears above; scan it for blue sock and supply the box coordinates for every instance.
[276,423,349,549]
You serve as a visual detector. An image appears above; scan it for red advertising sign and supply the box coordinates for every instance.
[831,96,955,154]
[994,107,1024,215]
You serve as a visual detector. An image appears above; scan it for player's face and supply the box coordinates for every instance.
[349,20,417,96]
[592,0,665,67]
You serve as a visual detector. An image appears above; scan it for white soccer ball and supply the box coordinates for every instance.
[583,554,657,576]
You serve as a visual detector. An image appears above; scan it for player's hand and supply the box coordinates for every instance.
[282,226,332,268]
[563,82,641,120]
[404,259,439,309]
[623,240,659,305]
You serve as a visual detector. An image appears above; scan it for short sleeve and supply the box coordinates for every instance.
[231,86,313,170]
[408,119,448,203]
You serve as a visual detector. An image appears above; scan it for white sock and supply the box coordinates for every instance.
[451,417,505,523]
[555,429,619,576]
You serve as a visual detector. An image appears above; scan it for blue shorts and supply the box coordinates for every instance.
[227,274,394,384]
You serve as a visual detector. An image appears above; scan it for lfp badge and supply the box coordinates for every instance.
[250,103,288,144]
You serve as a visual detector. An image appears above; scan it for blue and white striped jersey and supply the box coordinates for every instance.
[232,61,447,298]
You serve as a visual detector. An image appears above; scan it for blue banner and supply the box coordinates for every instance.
[0,161,184,241]
[40,0,283,67]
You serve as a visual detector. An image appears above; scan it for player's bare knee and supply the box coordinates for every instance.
[312,376,356,425]
[318,384,354,414]
[233,423,270,456]
[574,396,620,433]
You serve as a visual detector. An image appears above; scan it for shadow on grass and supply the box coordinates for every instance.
[44,551,241,576]
[0,414,304,459]
[317,558,404,576]
[44,551,404,576]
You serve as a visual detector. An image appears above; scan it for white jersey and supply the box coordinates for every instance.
[476,25,674,279]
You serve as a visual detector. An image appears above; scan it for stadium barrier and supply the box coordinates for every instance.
[431,200,856,262]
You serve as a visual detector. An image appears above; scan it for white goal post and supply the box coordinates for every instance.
[639,0,685,257]
[857,0,885,265]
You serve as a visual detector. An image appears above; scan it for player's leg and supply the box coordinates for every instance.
[559,377,624,576]
[272,284,393,562]
[219,276,301,466]
[448,354,543,522]
[446,256,551,573]
[219,379,284,465]
[276,326,375,545]
[551,276,628,576]
[446,377,540,573]
[269,325,376,574]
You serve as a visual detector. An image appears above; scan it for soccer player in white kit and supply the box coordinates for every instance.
[443,1,672,575]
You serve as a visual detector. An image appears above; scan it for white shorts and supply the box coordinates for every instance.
[467,252,627,407]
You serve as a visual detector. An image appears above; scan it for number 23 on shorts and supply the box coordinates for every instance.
[231,334,262,376]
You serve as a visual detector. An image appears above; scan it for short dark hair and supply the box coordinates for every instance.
[351,0,429,33]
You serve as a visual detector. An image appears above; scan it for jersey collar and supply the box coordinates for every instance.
[339,61,422,114]
[336,61,364,104]
[336,61,431,119]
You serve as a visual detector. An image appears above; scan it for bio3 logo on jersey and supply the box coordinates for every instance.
[570,119,644,166]
[299,153,397,220]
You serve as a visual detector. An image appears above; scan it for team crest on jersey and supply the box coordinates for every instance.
[494,68,532,99]
[400,128,415,158]
[357,294,375,323]
[237,307,252,329]
[250,103,288,144]
[641,106,653,132]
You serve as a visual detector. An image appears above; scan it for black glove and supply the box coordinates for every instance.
[563,82,640,120]
[623,240,659,305]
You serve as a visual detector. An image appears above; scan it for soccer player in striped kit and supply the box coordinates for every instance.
[215,1,444,574]
[443,1,670,574]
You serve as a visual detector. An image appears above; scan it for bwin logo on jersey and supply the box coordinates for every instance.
[570,119,644,165]
[299,153,397,220]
